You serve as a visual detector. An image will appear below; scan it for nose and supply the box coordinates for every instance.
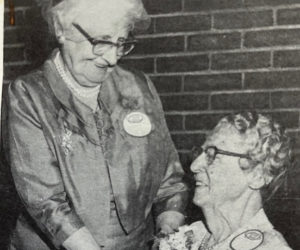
[190,153,207,173]
[101,46,118,66]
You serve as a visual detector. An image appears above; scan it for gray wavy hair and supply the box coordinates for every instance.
[36,0,150,36]
[213,112,291,201]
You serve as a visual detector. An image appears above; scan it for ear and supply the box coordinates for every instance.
[53,15,65,44]
[246,164,269,190]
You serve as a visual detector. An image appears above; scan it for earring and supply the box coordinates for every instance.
[58,35,65,43]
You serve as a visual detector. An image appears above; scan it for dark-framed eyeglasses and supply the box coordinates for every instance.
[193,146,251,165]
[72,23,138,57]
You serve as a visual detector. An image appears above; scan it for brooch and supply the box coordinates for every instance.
[61,127,73,155]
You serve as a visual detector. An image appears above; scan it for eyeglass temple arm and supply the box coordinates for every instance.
[72,23,138,45]
[216,148,251,160]
[72,23,94,43]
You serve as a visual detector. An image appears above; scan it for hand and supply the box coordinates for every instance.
[156,211,185,235]
[62,227,102,250]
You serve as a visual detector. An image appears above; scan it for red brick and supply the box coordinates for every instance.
[165,115,184,131]
[133,36,184,55]
[211,52,270,70]
[185,113,230,130]
[178,152,194,173]
[214,10,273,29]
[120,58,154,73]
[184,0,243,11]
[184,73,242,92]
[245,0,299,7]
[4,10,24,27]
[4,27,28,44]
[188,32,241,52]
[4,47,25,62]
[245,71,300,89]
[185,111,299,131]
[288,131,300,149]
[271,91,300,109]
[155,14,211,33]
[171,133,206,150]
[277,8,300,25]
[211,92,270,110]
[24,7,49,28]
[274,50,300,68]
[133,21,155,35]
[245,29,300,48]
[4,65,33,80]
[5,0,33,7]
[150,76,182,93]
[287,163,300,198]
[262,111,300,129]
[142,0,182,14]
[160,94,209,111]
[265,198,300,249]
[157,55,209,73]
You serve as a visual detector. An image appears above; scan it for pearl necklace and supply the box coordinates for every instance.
[199,233,214,250]
[54,52,101,98]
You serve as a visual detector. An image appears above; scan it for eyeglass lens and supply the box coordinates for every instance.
[93,43,135,56]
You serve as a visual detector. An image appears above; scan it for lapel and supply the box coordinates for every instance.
[99,67,140,225]
[44,51,102,145]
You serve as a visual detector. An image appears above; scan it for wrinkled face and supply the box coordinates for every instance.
[191,126,251,208]
[59,9,130,87]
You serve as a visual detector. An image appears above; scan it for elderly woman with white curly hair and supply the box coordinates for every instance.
[159,112,292,250]
[3,0,188,249]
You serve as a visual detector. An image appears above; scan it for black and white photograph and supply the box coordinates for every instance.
[1,0,300,249]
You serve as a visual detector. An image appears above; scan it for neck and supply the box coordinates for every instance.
[55,51,101,98]
[202,190,262,246]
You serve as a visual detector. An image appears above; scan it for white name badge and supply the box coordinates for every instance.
[123,112,152,137]
[230,229,264,250]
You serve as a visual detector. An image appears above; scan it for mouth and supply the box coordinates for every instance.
[195,180,208,187]
[94,63,107,68]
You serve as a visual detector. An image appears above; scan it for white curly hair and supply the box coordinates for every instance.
[211,111,291,201]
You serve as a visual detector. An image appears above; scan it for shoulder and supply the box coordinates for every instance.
[9,67,47,98]
[258,228,292,250]
[229,227,291,250]
[115,64,158,100]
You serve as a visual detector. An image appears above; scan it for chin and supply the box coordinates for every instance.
[85,65,112,83]
[193,197,207,208]
[86,72,109,84]
[193,190,209,207]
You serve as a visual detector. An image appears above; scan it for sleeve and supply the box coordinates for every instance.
[6,80,85,248]
[144,75,189,217]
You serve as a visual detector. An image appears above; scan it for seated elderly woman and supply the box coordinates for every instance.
[3,0,187,250]
[159,112,292,250]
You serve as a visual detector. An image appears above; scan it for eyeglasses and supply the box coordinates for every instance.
[72,23,138,57]
[194,146,251,165]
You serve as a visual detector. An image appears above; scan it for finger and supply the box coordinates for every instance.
[160,224,176,234]
[156,231,167,238]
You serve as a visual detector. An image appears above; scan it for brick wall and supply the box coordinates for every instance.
[2,0,300,248]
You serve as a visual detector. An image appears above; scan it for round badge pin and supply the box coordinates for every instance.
[230,229,264,250]
[123,111,152,137]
